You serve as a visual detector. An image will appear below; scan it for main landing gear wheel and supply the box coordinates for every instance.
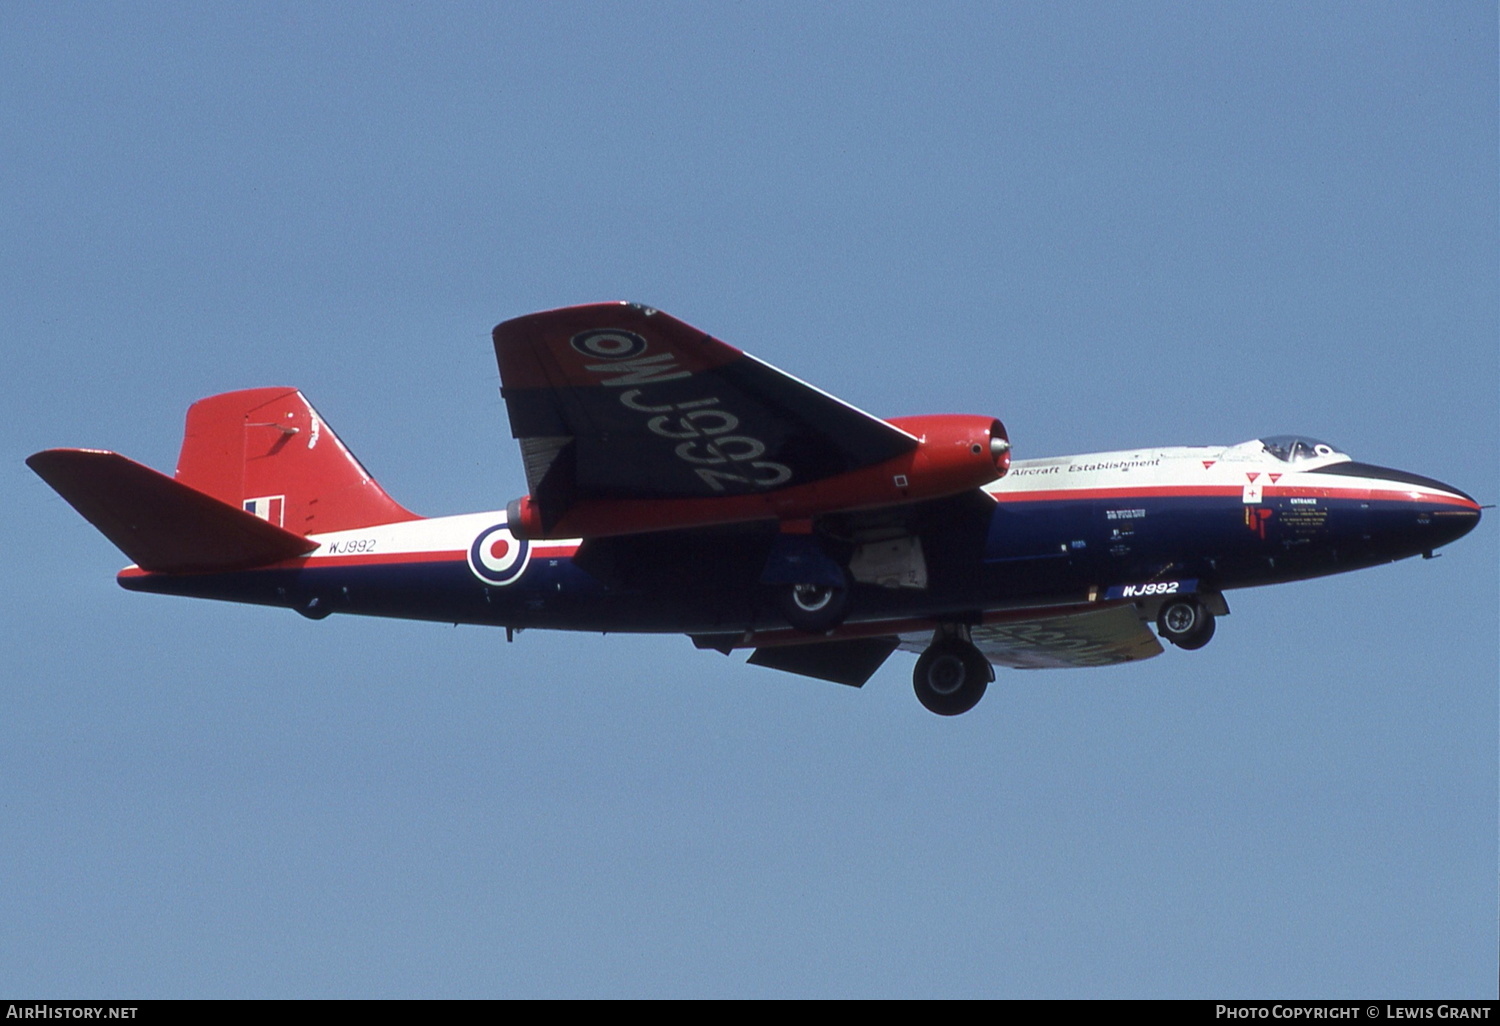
[913,639,992,716]
[779,580,851,633]
[1156,597,1216,650]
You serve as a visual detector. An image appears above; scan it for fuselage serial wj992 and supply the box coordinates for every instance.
[30,303,1482,714]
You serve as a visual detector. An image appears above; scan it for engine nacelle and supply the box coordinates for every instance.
[506,494,547,541]
[506,414,1011,541]
[885,413,1011,490]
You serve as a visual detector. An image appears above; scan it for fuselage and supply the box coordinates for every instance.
[119,437,1481,639]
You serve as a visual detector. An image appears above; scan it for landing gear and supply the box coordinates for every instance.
[765,533,852,633]
[778,579,851,633]
[913,636,993,716]
[1156,597,1216,650]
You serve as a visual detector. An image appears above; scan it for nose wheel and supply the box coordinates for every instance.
[1156,597,1216,650]
[913,637,993,716]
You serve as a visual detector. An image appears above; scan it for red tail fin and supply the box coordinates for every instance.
[174,388,418,535]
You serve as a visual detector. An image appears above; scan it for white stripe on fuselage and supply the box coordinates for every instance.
[304,511,579,559]
[989,441,1466,505]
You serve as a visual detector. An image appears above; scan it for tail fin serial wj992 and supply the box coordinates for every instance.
[28,388,419,573]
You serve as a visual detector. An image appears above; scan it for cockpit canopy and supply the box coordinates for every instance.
[1260,435,1344,463]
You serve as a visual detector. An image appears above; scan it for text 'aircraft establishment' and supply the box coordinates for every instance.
[30,303,1482,714]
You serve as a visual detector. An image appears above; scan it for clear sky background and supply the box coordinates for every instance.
[3,2,1495,999]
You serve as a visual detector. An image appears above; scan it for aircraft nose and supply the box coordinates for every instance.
[1311,460,1481,559]
[1417,479,1482,550]
[1354,463,1481,552]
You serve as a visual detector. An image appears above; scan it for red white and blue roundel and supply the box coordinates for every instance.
[569,328,647,361]
[467,523,531,586]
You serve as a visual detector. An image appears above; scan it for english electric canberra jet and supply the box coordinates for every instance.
[29,303,1482,714]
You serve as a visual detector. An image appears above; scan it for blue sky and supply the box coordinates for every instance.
[4,2,1495,998]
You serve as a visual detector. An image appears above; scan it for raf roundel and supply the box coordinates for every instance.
[570,328,648,361]
[468,523,531,586]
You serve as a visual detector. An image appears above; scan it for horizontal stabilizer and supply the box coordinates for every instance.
[28,448,320,573]
[747,636,901,687]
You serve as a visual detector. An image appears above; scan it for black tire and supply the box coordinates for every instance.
[779,580,851,633]
[913,639,991,716]
[1156,597,1215,650]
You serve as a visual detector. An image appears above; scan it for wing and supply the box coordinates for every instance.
[899,604,1163,670]
[494,302,919,536]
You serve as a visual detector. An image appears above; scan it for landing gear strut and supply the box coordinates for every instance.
[1156,597,1216,650]
[913,631,993,716]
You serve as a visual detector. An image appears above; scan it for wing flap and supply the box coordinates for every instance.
[747,636,901,687]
